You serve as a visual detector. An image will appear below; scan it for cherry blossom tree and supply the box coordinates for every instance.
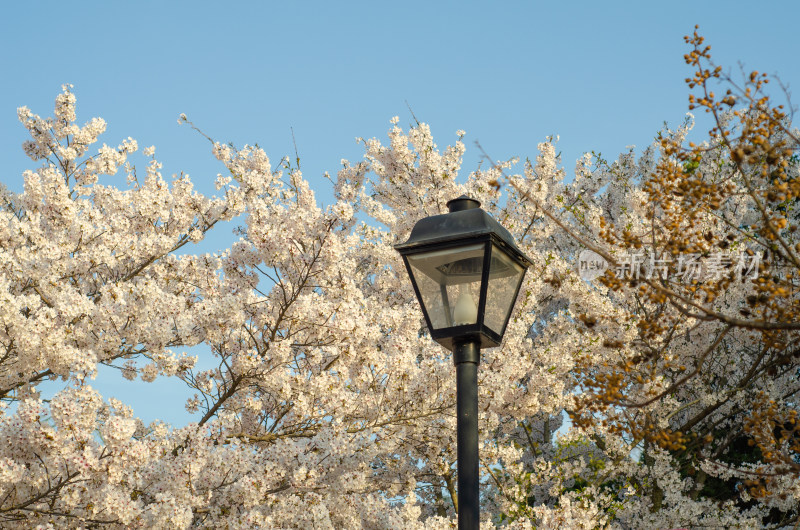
[2,26,799,526]
[499,28,800,528]
[2,86,579,528]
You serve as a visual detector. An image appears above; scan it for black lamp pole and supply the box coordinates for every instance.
[454,340,480,529]
[394,196,531,530]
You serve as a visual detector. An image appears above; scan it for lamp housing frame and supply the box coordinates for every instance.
[394,197,532,352]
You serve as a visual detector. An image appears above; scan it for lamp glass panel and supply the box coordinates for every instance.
[406,244,485,329]
[484,245,525,335]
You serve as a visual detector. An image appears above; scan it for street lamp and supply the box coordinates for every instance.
[395,196,531,529]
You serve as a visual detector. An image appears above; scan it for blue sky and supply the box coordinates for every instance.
[2,1,799,426]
